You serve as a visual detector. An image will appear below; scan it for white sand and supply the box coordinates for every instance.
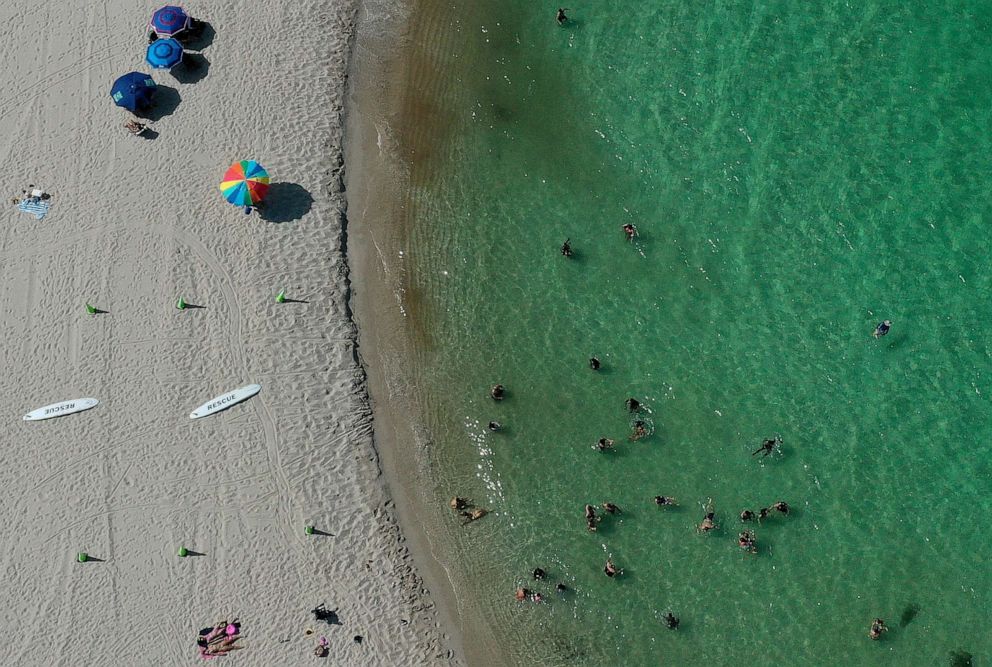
[0,1,455,664]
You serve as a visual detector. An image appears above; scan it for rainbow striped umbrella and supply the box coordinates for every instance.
[219,160,270,207]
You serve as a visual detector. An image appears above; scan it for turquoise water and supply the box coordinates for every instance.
[396,1,992,664]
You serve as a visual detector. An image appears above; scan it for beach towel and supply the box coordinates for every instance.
[17,199,49,220]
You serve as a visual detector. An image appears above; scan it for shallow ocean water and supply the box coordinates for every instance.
[394,1,992,664]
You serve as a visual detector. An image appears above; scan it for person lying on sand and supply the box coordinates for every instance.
[124,119,147,135]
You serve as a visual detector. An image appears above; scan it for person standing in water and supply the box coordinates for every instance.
[491,384,505,400]
[622,223,638,241]
[589,357,601,370]
[625,397,641,412]
[663,612,679,629]
[869,618,888,640]
[556,7,569,25]
[873,320,891,339]
[561,239,573,257]
[752,436,781,457]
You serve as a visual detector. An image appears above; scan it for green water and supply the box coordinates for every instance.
[397,1,992,664]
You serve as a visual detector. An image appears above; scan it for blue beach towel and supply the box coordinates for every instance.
[17,199,50,220]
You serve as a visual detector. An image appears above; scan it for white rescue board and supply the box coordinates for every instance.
[23,398,99,421]
[189,384,261,419]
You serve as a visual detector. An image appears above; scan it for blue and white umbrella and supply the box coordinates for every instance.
[110,72,157,111]
[146,38,184,69]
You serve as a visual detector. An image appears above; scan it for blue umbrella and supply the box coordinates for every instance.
[110,72,157,111]
[146,38,183,69]
[150,6,190,38]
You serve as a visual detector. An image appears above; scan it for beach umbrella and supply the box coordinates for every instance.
[220,161,270,207]
[110,72,157,111]
[150,5,190,38]
[146,38,184,70]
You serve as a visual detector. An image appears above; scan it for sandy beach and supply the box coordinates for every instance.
[0,0,456,664]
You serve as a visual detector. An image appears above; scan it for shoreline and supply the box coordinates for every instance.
[343,0,506,665]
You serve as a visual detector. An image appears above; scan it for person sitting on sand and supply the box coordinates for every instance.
[491,384,505,400]
[589,357,601,370]
[623,223,638,241]
[654,495,677,506]
[873,320,891,339]
[604,558,619,577]
[594,437,615,451]
[625,397,641,412]
[124,119,147,135]
[740,509,755,522]
[752,436,781,457]
[314,636,329,658]
[556,7,569,24]
[449,497,470,510]
[601,502,621,514]
[663,612,679,629]
[629,420,648,441]
[772,501,790,515]
[869,618,888,640]
[561,239,573,257]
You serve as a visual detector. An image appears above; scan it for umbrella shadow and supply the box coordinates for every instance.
[260,183,313,223]
[173,54,209,85]
[180,20,215,50]
[138,85,181,121]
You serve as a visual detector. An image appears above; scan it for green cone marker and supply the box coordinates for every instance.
[276,289,286,303]
[85,303,97,315]
[176,296,187,310]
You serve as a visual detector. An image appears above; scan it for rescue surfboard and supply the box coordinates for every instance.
[23,398,99,421]
[189,384,261,419]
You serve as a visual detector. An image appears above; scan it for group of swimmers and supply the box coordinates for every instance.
[558,224,640,259]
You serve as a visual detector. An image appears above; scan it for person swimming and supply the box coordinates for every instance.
[561,238,573,257]
[601,502,621,514]
[663,612,679,630]
[738,530,757,553]
[752,436,781,457]
[625,397,641,412]
[604,558,619,577]
[873,320,891,339]
[758,507,770,521]
[491,384,505,400]
[589,357,601,370]
[654,495,677,506]
[699,512,716,533]
[585,504,599,531]
[594,437,615,451]
[740,509,755,522]
[869,618,888,640]
[488,421,501,432]
[629,420,648,441]
[556,7,569,24]
[622,223,637,241]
